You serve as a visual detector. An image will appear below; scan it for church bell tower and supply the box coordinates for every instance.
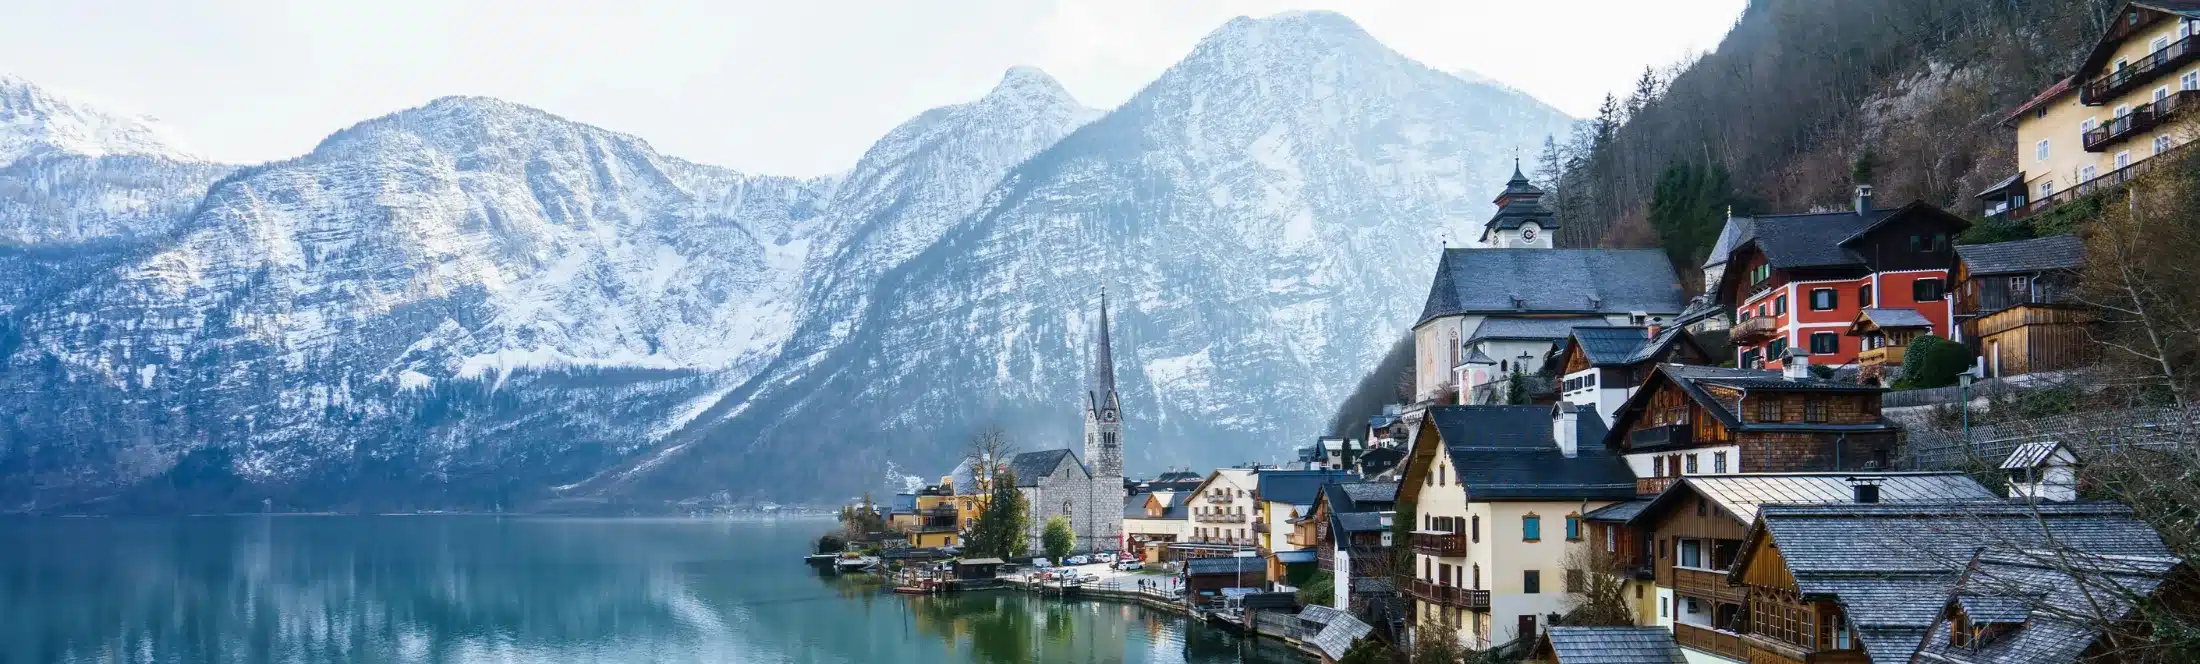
[1085,288,1124,480]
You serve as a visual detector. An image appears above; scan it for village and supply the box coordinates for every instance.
[820,5,2200,664]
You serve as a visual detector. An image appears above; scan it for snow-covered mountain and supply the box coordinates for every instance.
[0,11,1578,511]
[582,11,1578,502]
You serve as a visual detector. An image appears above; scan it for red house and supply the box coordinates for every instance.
[1706,187,1969,371]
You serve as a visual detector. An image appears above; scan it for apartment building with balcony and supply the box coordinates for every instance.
[1551,323,1714,426]
[1251,469,1358,587]
[1304,480,1398,612]
[1984,1,2200,220]
[1599,474,1993,664]
[1177,468,1259,556]
[1951,235,2096,378]
[1398,404,1636,651]
[1604,364,1897,497]
[1706,189,1968,373]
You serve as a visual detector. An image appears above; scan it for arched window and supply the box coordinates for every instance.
[1063,500,1073,515]
[1472,564,1481,589]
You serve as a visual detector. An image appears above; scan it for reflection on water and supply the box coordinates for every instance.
[0,516,1304,664]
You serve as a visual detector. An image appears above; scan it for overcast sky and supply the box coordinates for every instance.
[2,0,1744,176]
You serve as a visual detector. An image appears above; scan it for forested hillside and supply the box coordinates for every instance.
[1326,0,2125,431]
[1543,0,2120,275]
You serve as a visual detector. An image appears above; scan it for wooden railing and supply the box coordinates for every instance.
[1413,531,1467,558]
[2012,138,2195,220]
[1629,424,1692,450]
[1731,316,1780,344]
[1857,345,1905,368]
[2083,35,2200,104]
[1674,567,1745,603]
[1195,512,1247,523]
[1408,579,1492,611]
[2084,90,2200,151]
[1675,623,1749,661]
[1637,477,1678,496]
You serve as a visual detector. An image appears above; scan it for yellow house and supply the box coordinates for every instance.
[1399,405,1636,652]
[1987,1,2200,218]
[903,485,962,548]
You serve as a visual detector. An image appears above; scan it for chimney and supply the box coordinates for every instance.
[1854,185,1874,216]
[1645,317,1663,340]
[1848,476,1882,504]
[1554,405,1579,458]
[1783,349,1812,381]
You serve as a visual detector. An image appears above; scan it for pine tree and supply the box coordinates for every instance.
[967,469,1028,558]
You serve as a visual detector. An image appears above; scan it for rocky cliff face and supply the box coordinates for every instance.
[0,11,1577,511]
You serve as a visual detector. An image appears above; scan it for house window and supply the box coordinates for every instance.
[1714,451,1729,473]
[1857,285,1873,308]
[2184,71,2199,91]
[1523,569,1541,594]
[1522,515,1542,542]
[1685,454,1699,474]
[2081,117,2097,140]
[1775,295,1788,315]
[1565,515,1582,541]
[2157,86,2172,104]
[1471,515,1480,542]
[1756,399,1780,423]
[2158,135,2176,155]
[2081,165,2098,182]
[1805,397,1829,423]
[1604,525,1617,552]
[2116,104,2132,118]
[2154,36,2171,53]
[1473,564,1481,589]
[2036,139,2050,161]
[1661,597,1670,618]
[1914,278,1946,301]
[2116,151,2132,170]
[1810,288,1836,311]
[1679,538,1703,568]
[2040,180,2056,198]
[1769,338,1788,359]
[2009,275,2031,296]
[1810,332,1839,355]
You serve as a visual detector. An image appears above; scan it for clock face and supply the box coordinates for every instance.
[1522,228,1538,241]
[1102,408,1117,422]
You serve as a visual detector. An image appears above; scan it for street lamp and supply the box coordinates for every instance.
[1958,366,1983,455]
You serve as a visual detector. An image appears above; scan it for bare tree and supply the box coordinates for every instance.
[962,425,1017,495]
[1558,548,1636,627]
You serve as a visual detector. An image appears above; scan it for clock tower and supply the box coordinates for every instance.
[1081,287,1127,552]
[1477,161,1558,249]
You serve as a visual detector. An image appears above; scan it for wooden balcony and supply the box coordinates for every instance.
[1628,424,1692,451]
[1412,531,1467,558]
[1252,520,1269,534]
[1637,476,1678,496]
[1675,623,1748,662]
[2084,90,2200,151]
[1408,579,1491,611]
[1195,512,1247,523]
[1674,567,1745,604]
[1287,529,1318,548]
[1730,316,1780,345]
[2013,138,2194,219]
[2083,35,2200,104]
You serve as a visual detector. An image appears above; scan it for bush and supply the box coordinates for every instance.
[815,534,846,554]
[1042,516,1074,560]
[1297,570,1334,607]
[1898,335,1972,389]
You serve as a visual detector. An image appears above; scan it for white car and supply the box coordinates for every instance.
[1092,552,1117,563]
[1112,561,1143,571]
[1031,558,1053,569]
[1064,555,1090,565]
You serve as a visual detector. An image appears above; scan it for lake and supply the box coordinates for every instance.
[0,516,1310,664]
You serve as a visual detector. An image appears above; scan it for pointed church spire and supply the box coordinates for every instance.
[1092,286,1117,399]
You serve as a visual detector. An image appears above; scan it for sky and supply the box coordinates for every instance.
[1,0,1745,176]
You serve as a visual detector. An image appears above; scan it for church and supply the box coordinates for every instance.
[1008,290,1128,555]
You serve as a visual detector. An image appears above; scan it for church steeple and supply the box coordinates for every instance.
[1479,159,1558,248]
[1085,287,1123,481]
[1091,286,1117,406]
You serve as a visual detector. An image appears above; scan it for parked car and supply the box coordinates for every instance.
[1080,573,1100,583]
[1092,552,1116,563]
[1112,561,1143,571]
[1065,555,1089,565]
[1031,558,1052,569]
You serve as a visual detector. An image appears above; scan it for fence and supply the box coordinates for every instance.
[1902,407,2193,470]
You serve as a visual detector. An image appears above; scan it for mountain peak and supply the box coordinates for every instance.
[984,66,1079,106]
[0,73,195,164]
[1202,10,1375,47]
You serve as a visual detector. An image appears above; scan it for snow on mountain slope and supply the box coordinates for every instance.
[0,74,195,165]
[601,10,1581,502]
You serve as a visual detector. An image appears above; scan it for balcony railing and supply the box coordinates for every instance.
[2083,35,2200,104]
[1637,476,1678,496]
[2013,137,2194,219]
[1730,316,1780,345]
[1252,521,1269,534]
[1674,567,1745,603]
[1957,284,2076,317]
[1287,530,1317,548]
[2084,90,2200,151]
[1408,579,1491,611]
[1195,512,1247,523]
[1204,491,1237,503]
[1413,531,1467,558]
[1628,424,1691,451]
[1675,623,1749,662]
[1857,344,1905,368]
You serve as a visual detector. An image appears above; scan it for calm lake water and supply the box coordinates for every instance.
[0,516,1308,664]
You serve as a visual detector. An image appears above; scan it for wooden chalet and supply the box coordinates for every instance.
[1605,364,1895,496]
[1847,308,1934,386]
[1952,235,2095,378]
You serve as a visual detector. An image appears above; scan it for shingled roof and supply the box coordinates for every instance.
[1009,449,1085,487]
[1540,626,1688,664]
[1468,317,1609,344]
[1425,405,1636,501]
[1417,248,1685,324]
[1606,365,1890,447]
[1256,470,1358,507]
[1558,324,1704,367]
[1631,472,1996,525]
[1734,501,2174,663]
[1912,549,2182,664]
[1956,235,2085,276]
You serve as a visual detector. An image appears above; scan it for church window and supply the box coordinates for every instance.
[1063,500,1072,515]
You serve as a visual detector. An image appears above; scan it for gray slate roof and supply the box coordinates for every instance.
[1468,317,1610,344]
[1124,491,1187,520]
[1956,235,2086,276]
[1610,365,1888,443]
[1418,248,1685,323]
[1185,556,1265,576]
[1744,210,1892,270]
[1338,481,1396,505]
[1913,550,2181,664]
[1703,216,1755,268]
[1582,498,1653,523]
[1426,405,1637,501]
[1256,470,1359,506]
[1637,472,1996,525]
[1857,307,1933,330]
[1009,449,1084,486]
[1541,626,1687,664]
[1334,511,1388,533]
[1742,501,2174,663]
[1562,325,1654,365]
[2000,440,2075,469]
[1300,605,1374,661]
